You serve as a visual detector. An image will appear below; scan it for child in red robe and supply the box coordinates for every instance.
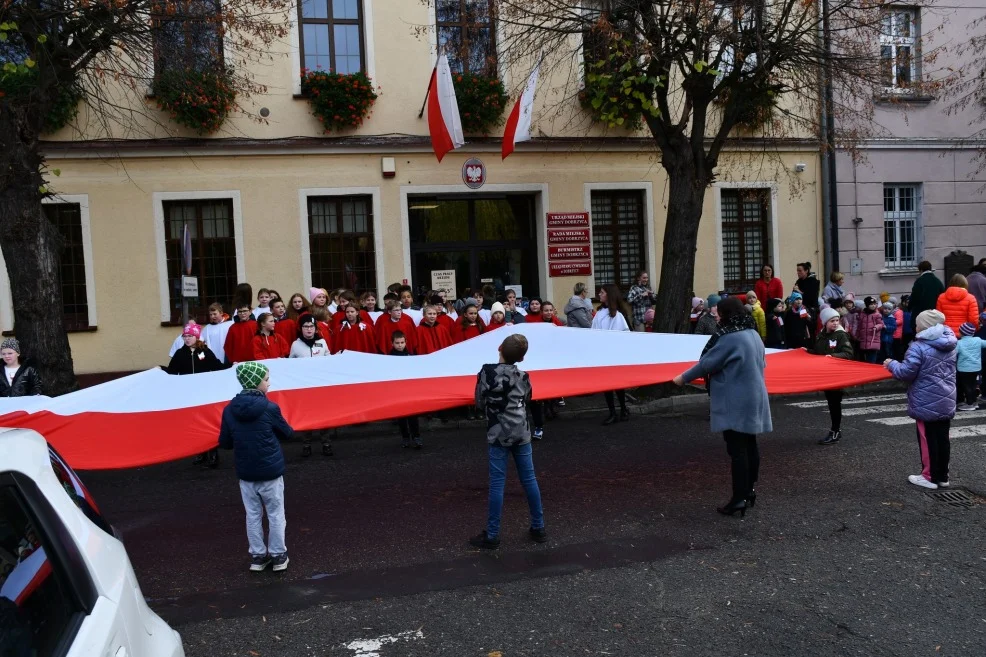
[376,299,418,353]
[253,312,290,360]
[451,299,487,343]
[271,299,297,348]
[333,305,377,354]
[223,304,258,364]
[540,301,566,326]
[416,305,453,354]
[487,302,507,330]
[332,290,372,335]
[524,298,543,322]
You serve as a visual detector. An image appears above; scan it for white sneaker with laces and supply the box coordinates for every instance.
[908,474,937,490]
[937,481,950,488]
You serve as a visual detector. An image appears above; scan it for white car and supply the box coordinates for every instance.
[0,427,184,657]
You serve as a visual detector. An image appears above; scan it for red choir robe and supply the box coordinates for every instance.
[487,318,508,331]
[274,317,297,347]
[317,321,333,346]
[451,319,487,344]
[525,312,543,323]
[223,319,257,364]
[375,314,418,354]
[539,315,565,326]
[436,313,455,332]
[252,332,290,360]
[332,308,373,334]
[333,320,377,354]
[415,321,452,354]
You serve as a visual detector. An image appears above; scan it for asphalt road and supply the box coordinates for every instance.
[83,389,986,657]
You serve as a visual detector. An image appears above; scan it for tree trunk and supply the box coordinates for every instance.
[652,155,711,334]
[0,111,79,396]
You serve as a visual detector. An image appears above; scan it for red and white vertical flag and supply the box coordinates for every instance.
[427,54,465,162]
[502,65,540,160]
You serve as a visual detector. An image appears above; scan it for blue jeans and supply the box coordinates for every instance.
[487,443,544,538]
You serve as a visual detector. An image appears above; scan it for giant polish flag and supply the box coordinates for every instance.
[502,65,539,160]
[427,54,465,162]
[0,325,891,471]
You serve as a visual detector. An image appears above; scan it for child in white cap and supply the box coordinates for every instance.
[807,308,855,445]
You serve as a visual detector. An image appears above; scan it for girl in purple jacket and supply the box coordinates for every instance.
[884,309,957,490]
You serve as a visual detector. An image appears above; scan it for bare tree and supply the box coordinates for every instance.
[0,0,290,393]
[493,0,920,332]
[947,15,986,171]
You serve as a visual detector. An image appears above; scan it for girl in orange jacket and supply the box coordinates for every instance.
[936,274,980,335]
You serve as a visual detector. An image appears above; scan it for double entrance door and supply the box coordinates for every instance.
[408,195,538,301]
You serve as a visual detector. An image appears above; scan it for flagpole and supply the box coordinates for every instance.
[417,52,443,119]
[181,222,190,327]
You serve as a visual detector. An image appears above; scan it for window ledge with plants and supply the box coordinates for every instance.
[150,68,236,135]
[451,72,508,135]
[300,69,379,133]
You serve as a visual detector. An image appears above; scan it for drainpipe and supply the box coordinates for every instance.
[819,0,840,273]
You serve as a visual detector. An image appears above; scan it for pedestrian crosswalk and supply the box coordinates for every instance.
[785,392,986,438]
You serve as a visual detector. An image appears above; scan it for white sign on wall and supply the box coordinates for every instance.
[181,276,199,298]
[431,269,456,301]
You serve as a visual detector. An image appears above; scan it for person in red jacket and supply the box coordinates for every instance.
[332,290,372,335]
[524,298,543,323]
[253,313,290,360]
[936,274,980,335]
[487,302,508,330]
[754,264,784,308]
[223,304,258,364]
[333,305,377,354]
[539,301,566,326]
[376,299,418,353]
[416,305,453,354]
[271,299,297,349]
[451,299,487,343]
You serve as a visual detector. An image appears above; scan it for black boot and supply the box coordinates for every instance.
[818,430,841,446]
[746,490,757,508]
[602,413,618,426]
[205,449,219,469]
[301,443,312,457]
[619,407,630,422]
[322,442,333,457]
[716,499,747,517]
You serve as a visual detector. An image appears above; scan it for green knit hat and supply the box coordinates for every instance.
[236,362,269,390]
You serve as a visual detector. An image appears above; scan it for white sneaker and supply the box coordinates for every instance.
[908,474,938,490]
[937,481,950,488]
[957,403,977,412]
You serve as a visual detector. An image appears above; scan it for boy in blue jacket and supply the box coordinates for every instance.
[956,322,984,411]
[219,362,295,572]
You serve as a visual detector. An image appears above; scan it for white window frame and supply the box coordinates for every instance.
[880,7,918,91]
[0,194,97,332]
[297,187,384,301]
[713,182,780,292]
[288,0,377,96]
[883,183,921,270]
[152,190,246,323]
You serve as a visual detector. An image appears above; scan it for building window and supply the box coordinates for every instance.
[582,2,637,75]
[308,195,376,294]
[721,189,770,293]
[163,199,238,324]
[436,0,496,75]
[880,8,918,90]
[42,203,90,332]
[884,184,920,269]
[153,0,224,75]
[299,0,365,74]
[590,190,646,291]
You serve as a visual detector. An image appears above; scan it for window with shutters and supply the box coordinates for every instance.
[720,189,770,293]
[590,190,646,291]
[42,203,91,332]
[308,195,377,295]
[298,0,365,74]
[163,199,238,325]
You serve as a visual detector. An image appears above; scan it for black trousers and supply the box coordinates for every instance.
[824,389,844,432]
[724,430,760,502]
[302,430,332,446]
[916,419,950,484]
[531,402,544,428]
[397,416,420,439]
[604,390,627,413]
[957,371,979,405]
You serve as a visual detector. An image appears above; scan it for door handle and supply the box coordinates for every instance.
[115,647,128,657]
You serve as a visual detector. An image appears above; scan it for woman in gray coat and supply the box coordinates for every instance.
[673,297,772,517]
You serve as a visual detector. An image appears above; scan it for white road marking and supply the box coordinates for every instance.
[951,425,986,438]
[842,404,910,417]
[344,630,424,657]
[868,410,986,426]
[786,393,907,409]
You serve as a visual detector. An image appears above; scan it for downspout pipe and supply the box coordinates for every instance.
[819,0,840,273]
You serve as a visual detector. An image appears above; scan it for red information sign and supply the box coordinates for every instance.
[546,212,590,228]
[549,244,591,260]
[549,261,592,277]
[547,228,591,244]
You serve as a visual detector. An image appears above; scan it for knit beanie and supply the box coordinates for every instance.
[880,292,891,303]
[182,321,202,338]
[298,313,317,327]
[707,294,721,308]
[309,287,325,303]
[864,296,876,306]
[236,362,269,390]
[881,302,894,312]
[789,291,802,302]
[644,307,655,323]
[915,309,945,334]
[490,302,505,317]
[0,338,20,354]
[691,296,703,310]
[959,322,976,337]
[820,307,840,325]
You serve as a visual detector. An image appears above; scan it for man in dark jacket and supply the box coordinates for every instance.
[0,338,42,397]
[793,262,821,340]
[909,260,946,334]
[219,361,294,573]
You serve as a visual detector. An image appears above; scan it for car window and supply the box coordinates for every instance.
[0,485,81,657]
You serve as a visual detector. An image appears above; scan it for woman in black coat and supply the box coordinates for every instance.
[0,338,43,397]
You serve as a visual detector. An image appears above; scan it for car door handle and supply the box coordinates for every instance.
[115,647,128,657]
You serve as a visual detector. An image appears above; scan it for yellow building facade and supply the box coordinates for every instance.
[0,1,822,375]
